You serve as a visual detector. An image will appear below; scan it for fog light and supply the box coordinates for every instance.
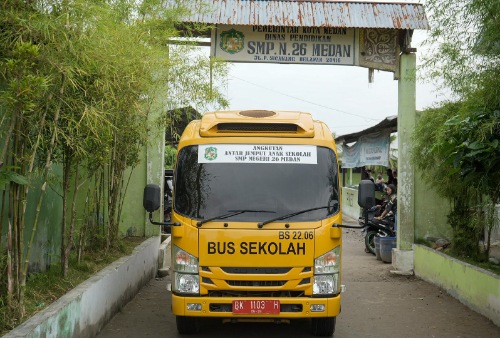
[310,304,325,312]
[187,303,202,311]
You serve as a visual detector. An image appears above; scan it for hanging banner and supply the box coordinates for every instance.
[212,24,355,65]
[341,143,361,169]
[341,132,390,168]
[198,144,317,164]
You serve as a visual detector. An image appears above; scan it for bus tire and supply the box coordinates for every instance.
[176,316,200,334]
[311,316,336,336]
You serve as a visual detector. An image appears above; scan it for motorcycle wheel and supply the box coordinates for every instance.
[365,231,378,255]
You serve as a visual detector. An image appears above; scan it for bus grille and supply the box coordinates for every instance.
[207,290,305,298]
[226,280,286,287]
[201,266,312,298]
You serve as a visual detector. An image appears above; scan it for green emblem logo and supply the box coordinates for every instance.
[219,28,245,54]
[204,146,218,161]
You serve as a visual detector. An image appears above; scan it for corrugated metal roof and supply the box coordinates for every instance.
[335,115,397,144]
[171,0,429,30]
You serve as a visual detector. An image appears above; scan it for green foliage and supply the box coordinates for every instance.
[165,47,229,112]
[447,193,483,260]
[165,145,177,169]
[423,0,500,100]
[414,104,500,199]
[444,110,500,198]
[0,167,28,188]
[416,0,500,260]
[0,0,229,322]
[413,102,499,260]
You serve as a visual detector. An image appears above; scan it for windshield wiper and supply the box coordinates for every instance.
[257,205,337,228]
[197,210,275,227]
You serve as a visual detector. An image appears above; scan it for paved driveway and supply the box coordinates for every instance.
[97,220,500,337]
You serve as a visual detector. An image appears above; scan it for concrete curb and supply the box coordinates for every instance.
[3,236,160,338]
[157,235,171,278]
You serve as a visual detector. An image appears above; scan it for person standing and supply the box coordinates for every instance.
[386,168,396,185]
[375,173,385,191]
[366,168,375,182]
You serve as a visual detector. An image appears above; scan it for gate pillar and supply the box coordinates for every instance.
[394,52,417,273]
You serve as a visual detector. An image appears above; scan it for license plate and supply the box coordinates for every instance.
[232,300,280,315]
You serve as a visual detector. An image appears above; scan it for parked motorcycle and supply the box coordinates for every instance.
[359,205,396,255]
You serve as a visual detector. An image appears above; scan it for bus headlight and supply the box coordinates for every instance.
[313,246,340,295]
[313,274,338,295]
[173,245,199,294]
[174,272,200,294]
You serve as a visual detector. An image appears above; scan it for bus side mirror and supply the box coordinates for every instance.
[143,184,161,213]
[358,179,375,209]
[143,184,180,227]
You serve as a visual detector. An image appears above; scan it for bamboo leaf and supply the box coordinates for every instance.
[467,141,486,150]
[444,115,462,125]
[0,170,29,188]
[464,149,487,158]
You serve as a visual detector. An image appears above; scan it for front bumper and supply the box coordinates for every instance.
[171,294,341,318]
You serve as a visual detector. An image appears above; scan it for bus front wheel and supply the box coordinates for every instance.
[311,317,336,336]
[176,316,200,334]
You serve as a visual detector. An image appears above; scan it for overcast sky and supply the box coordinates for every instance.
[221,30,450,137]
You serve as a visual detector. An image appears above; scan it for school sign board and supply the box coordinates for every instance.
[198,144,318,164]
[211,24,399,72]
[212,25,355,65]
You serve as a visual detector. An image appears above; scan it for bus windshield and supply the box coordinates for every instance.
[174,145,339,222]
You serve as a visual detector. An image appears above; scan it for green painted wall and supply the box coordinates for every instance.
[118,139,164,238]
[413,161,452,242]
[144,109,166,237]
[1,112,165,272]
[67,112,165,243]
[25,168,64,271]
[0,166,63,272]
[414,244,500,326]
[117,148,149,237]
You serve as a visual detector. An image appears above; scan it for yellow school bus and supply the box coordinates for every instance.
[146,110,342,336]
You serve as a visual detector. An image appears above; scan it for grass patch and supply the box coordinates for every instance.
[0,237,146,335]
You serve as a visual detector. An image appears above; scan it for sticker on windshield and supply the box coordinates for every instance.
[198,144,317,164]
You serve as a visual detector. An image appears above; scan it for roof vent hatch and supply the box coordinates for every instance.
[238,110,277,118]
